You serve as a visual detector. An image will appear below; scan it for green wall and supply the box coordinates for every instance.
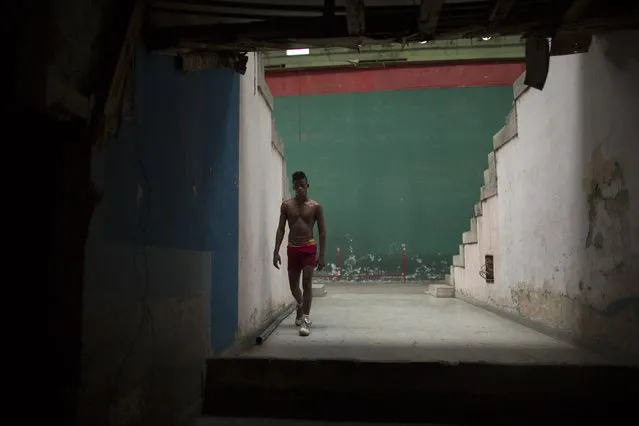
[274,87,512,280]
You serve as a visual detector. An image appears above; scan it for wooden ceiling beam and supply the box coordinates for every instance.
[168,0,334,13]
[148,7,420,49]
[346,0,366,36]
[418,0,444,40]
[146,2,639,51]
[323,0,335,18]
[488,0,517,29]
[560,0,594,23]
[549,1,596,56]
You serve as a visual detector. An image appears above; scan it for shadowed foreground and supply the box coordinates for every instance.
[202,358,638,425]
[202,283,637,425]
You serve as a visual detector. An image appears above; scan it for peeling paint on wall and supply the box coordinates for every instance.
[584,147,631,252]
[455,34,639,356]
[323,236,450,281]
[581,146,639,310]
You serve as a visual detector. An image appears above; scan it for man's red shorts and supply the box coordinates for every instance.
[287,242,317,272]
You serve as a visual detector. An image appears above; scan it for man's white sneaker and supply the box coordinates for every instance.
[299,315,312,337]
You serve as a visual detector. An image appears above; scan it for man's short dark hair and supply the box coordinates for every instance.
[292,171,307,182]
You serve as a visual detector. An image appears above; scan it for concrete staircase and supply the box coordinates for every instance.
[450,77,521,291]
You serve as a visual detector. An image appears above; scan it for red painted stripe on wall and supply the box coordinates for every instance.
[266,62,525,97]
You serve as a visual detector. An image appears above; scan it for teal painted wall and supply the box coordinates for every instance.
[274,86,513,280]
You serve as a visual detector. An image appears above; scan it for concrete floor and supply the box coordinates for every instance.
[241,282,609,364]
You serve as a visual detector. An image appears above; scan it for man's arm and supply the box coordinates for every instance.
[316,204,327,266]
[273,202,287,255]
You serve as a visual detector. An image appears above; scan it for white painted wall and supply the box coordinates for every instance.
[454,32,639,355]
[238,52,290,338]
[454,196,499,303]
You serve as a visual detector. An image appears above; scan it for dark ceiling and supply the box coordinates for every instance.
[146,0,638,90]
[147,0,639,53]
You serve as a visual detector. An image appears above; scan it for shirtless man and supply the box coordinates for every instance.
[273,171,326,337]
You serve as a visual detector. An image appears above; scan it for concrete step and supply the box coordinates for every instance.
[427,284,455,298]
[312,283,327,297]
[202,358,636,424]
[462,230,477,244]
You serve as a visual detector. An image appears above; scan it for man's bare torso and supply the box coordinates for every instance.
[283,198,321,246]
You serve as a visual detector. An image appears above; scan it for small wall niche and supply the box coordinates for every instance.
[483,254,494,284]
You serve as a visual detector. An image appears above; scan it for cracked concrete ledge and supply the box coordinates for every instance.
[271,122,285,158]
[462,231,477,244]
[480,185,497,201]
[480,151,498,200]
[493,106,518,152]
[258,67,274,111]
[513,71,530,100]
[271,138,284,158]
[463,217,478,244]
[453,244,465,267]
[487,151,497,183]
[474,145,499,206]
[474,202,483,217]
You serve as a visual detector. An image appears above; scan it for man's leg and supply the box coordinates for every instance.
[301,265,314,315]
[299,264,314,336]
[288,269,303,325]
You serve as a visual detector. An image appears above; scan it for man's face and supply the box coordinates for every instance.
[293,179,308,198]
